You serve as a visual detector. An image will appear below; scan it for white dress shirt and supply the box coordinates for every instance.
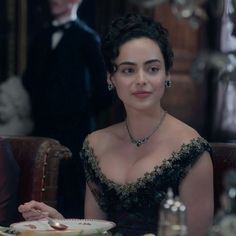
[51,12,77,49]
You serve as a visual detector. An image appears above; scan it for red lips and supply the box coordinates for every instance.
[132,91,151,98]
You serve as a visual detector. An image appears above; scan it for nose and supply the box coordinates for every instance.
[136,70,147,86]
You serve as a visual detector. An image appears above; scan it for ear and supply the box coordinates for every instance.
[107,72,114,85]
[166,73,171,81]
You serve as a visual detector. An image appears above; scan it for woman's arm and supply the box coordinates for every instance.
[179,152,214,236]
[84,184,107,220]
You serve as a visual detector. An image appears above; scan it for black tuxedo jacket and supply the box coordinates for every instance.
[23,19,110,153]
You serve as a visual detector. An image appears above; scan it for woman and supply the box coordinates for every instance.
[18,14,214,236]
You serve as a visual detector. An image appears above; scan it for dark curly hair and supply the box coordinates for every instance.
[101,14,174,74]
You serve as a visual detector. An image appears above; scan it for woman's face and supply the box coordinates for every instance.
[109,37,169,112]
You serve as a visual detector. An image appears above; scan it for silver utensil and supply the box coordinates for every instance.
[30,209,68,231]
[47,218,68,231]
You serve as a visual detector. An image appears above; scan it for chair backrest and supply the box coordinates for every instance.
[2,136,72,221]
[211,142,236,214]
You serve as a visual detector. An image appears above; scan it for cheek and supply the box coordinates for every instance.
[154,80,165,97]
[113,81,129,100]
[114,86,125,100]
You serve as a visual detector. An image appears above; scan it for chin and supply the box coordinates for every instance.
[50,6,68,18]
[51,10,64,18]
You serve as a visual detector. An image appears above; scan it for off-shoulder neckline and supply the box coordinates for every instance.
[81,136,210,194]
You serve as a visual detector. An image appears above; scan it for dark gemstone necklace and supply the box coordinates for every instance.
[125,111,167,147]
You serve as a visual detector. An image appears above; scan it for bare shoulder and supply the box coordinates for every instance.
[167,114,211,162]
[86,122,124,156]
[165,114,203,147]
[165,114,212,175]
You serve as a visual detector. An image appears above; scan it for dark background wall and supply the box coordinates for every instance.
[0,0,226,141]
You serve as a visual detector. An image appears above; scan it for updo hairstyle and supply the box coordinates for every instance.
[101,14,174,75]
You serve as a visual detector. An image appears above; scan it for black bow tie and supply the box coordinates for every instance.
[50,22,72,33]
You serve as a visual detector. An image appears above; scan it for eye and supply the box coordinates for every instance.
[119,66,136,75]
[147,66,160,74]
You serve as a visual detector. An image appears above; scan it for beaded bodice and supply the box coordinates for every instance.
[80,137,212,235]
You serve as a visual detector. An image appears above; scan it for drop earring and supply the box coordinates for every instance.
[164,80,172,88]
[108,83,114,91]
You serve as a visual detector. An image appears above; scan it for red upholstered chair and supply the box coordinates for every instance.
[211,142,236,214]
[2,136,72,221]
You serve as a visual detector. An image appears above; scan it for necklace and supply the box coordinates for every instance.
[125,111,167,147]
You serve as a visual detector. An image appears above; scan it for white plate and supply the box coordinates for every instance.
[0,226,14,236]
[10,219,116,235]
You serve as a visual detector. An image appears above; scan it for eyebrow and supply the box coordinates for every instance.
[145,59,161,65]
[117,59,161,67]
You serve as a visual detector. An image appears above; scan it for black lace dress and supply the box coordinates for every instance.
[80,137,211,236]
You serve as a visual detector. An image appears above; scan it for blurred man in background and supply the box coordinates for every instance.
[23,0,111,218]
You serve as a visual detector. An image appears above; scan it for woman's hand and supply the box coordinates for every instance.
[18,200,64,221]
